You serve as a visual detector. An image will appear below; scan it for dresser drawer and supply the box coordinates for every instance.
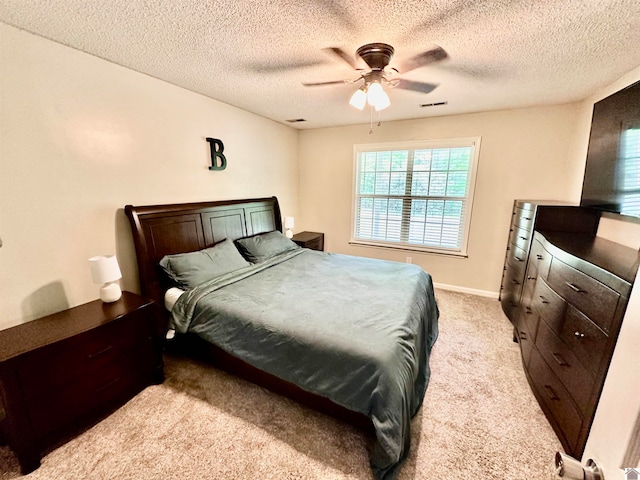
[560,306,608,377]
[516,306,538,366]
[535,321,595,415]
[506,242,528,269]
[528,348,583,453]
[509,227,532,252]
[513,207,535,232]
[529,239,552,280]
[532,278,565,333]
[17,310,152,398]
[547,258,619,334]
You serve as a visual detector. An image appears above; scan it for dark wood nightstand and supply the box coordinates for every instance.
[0,291,163,474]
[292,231,324,251]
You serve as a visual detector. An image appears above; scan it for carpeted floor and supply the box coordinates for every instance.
[0,289,562,479]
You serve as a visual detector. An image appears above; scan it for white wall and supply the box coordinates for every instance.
[0,24,299,329]
[298,104,585,296]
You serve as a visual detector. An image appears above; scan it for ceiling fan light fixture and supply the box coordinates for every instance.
[367,82,390,111]
[349,86,367,110]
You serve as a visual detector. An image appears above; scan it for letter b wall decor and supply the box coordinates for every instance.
[206,137,227,171]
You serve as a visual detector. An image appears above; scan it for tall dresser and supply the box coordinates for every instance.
[501,200,640,457]
[499,200,600,324]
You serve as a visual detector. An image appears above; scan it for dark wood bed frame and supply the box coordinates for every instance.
[125,197,372,431]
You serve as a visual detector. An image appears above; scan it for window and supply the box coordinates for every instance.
[351,138,480,256]
[619,126,640,217]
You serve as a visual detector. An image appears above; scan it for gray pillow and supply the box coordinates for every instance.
[159,238,251,289]
[235,230,300,263]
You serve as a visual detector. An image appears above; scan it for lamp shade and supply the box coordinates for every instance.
[89,255,122,284]
[367,82,390,111]
[284,216,295,229]
[349,87,367,110]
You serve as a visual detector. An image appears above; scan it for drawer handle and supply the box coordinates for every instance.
[539,295,549,304]
[524,217,531,221]
[520,332,527,340]
[574,331,585,339]
[88,345,114,359]
[552,352,569,366]
[527,275,537,280]
[95,377,120,393]
[525,307,532,314]
[519,236,527,241]
[536,254,543,260]
[514,256,523,262]
[566,282,583,293]
[544,385,560,401]
[511,279,520,285]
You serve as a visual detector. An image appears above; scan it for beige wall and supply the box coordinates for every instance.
[0,24,299,329]
[298,104,585,296]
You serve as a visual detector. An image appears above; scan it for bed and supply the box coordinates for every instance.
[125,196,439,479]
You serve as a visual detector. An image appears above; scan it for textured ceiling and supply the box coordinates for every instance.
[1,0,640,129]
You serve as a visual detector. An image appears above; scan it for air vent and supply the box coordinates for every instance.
[420,101,448,108]
[286,118,307,123]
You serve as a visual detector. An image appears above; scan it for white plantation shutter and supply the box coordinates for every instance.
[352,138,480,256]
[620,127,640,217]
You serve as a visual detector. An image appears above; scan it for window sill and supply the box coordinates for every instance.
[348,240,468,258]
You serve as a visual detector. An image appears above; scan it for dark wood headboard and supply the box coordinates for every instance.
[124,197,282,307]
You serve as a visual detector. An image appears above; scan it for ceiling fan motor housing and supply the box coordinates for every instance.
[356,43,395,71]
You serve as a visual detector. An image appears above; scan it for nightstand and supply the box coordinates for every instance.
[0,291,163,474]
[292,231,324,251]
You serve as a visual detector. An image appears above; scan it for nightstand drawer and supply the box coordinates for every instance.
[17,310,152,398]
[26,349,151,437]
[292,231,324,251]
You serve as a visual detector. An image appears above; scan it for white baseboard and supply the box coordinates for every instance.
[433,282,499,299]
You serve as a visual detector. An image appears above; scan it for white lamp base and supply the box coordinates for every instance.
[100,282,122,303]
[285,229,293,238]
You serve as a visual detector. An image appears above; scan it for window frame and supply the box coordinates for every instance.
[349,137,481,257]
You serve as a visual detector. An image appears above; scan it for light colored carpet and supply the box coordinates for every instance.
[0,289,562,479]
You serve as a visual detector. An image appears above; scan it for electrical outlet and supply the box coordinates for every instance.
[406,256,412,264]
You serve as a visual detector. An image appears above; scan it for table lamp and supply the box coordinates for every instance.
[284,216,294,238]
[89,254,122,302]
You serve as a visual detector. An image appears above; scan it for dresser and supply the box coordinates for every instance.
[499,200,600,325]
[0,292,164,473]
[515,230,639,457]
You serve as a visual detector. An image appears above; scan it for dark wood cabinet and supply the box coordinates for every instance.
[292,231,324,251]
[0,292,164,474]
[514,229,639,457]
[499,200,600,325]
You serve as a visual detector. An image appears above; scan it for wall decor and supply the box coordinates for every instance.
[206,137,227,171]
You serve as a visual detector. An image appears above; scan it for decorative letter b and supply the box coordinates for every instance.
[206,137,227,171]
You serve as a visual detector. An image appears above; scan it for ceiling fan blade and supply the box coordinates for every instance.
[323,47,360,70]
[393,79,439,94]
[302,79,349,87]
[246,59,326,73]
[396,46,448,74]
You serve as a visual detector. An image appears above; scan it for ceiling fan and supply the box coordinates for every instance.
[302,43,448,111]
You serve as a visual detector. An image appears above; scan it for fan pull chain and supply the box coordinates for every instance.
[369,106,373,134]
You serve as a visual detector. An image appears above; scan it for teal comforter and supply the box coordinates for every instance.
[171,249,439,479]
